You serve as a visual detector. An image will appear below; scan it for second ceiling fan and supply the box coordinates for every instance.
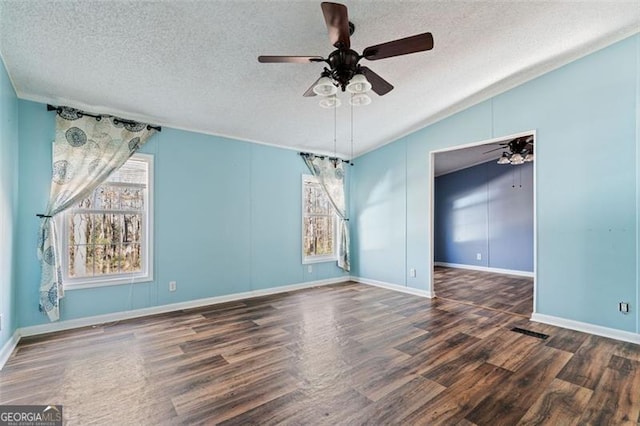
[258,2,434,101]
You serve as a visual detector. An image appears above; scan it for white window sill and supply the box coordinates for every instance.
[302,256,338,265]
[63,275,152,290]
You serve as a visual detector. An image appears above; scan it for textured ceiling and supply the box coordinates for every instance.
[434,138,520,177]
[0,1,638,158]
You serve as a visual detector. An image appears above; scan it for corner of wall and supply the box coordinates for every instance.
[0,55,20,351]
[635,33,639,334]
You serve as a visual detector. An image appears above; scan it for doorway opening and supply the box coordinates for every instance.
[429,131,537,317]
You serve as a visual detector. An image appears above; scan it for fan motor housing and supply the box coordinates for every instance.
[328,49,361,90]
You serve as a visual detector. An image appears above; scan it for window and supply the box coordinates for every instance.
[302,175,337,263]
[61,153,153,288]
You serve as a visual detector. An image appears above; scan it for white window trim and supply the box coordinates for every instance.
[302,174,338,264]
[59,153,154,290]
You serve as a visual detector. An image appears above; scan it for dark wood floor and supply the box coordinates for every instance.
[1,282,639,425]
[434,266,534,317]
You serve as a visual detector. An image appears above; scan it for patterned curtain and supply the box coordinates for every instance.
[38,107,157,321]
[302,154,350,272]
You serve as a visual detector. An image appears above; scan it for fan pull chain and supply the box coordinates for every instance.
[519,168,523,188]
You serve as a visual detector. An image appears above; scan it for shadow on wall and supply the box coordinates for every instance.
[434,160,533,272]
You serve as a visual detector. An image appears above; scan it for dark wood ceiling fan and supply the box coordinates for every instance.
[483,136,534,155]
[258,2,434,97]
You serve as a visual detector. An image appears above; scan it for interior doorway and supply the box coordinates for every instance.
[429,131,537,317]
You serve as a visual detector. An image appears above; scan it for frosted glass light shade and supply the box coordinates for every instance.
[497,153,510,164]
[510,153,524,164]
[313,77,337,96]
[346,74,372,94]
[349,93,371,106]
[319,96,341,108]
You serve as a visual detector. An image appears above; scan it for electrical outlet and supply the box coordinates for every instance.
[476,253,482,261]
[409,268,416,278]
[307,265,313,273]
[619,302,629,313]
[169,281,177,292]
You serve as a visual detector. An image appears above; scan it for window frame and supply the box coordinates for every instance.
[59,153,154,290]
[301,174,338,264]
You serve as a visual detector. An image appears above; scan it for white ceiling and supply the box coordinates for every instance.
[0,1,638,158]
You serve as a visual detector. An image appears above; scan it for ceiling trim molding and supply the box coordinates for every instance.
[17,92,355,159]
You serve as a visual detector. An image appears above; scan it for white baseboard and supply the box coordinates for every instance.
[19,276,349,338]
[0,330,20,370]
[353,276,435,298]
[531,313,640,345]
[434,262,534,278]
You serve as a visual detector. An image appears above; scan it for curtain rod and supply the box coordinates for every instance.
[299,152,353,166]
[47,104,162,132]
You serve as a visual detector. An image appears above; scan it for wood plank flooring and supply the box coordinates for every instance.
[434,266,533,317]
[1,282,638,425]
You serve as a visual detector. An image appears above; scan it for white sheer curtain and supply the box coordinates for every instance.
[302,154,350,271]
[38,107,157,321]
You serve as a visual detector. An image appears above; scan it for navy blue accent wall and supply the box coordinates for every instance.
[434,160,533,272]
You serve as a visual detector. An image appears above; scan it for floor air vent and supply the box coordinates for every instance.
[511,327,549,340]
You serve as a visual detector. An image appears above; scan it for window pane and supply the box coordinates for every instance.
[122,243,142,273]
[123,214,142,243]
[308,184,332,215]
[107,160,147,184]
[93,244,121,275]
[91,214,122,244]
[69,214,90,245]
[303,216,334,258]
[121,187,144,210]
[304,186,314,214]
[94,245,106,274]
[74,194,94,209]
[303,217,314,257]
[314,216,334,256]
[67,244,94,278]
[94,186,116,209]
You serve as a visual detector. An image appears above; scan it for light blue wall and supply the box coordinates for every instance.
[434,160,534,272]
[353,34,639,333]
[16,101,348,328]
[0,59,19,349]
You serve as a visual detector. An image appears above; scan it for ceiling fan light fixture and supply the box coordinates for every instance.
[524,152,534,162]
[313,76,338,96]
[510,153,524,165]
[319,95,341,109]
[346,73,372,94]
[349,93,371,106]
[497,152,511,164]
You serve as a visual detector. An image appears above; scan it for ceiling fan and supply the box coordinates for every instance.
[484,135,534,165]
[257,2,434,99]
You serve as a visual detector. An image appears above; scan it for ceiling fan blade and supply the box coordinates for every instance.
[363,32,434,61]
[258,56,324,64]
[321,2,351,48]
[303,76,322,97]
[482,146,505,154]
[360,67,393,96]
